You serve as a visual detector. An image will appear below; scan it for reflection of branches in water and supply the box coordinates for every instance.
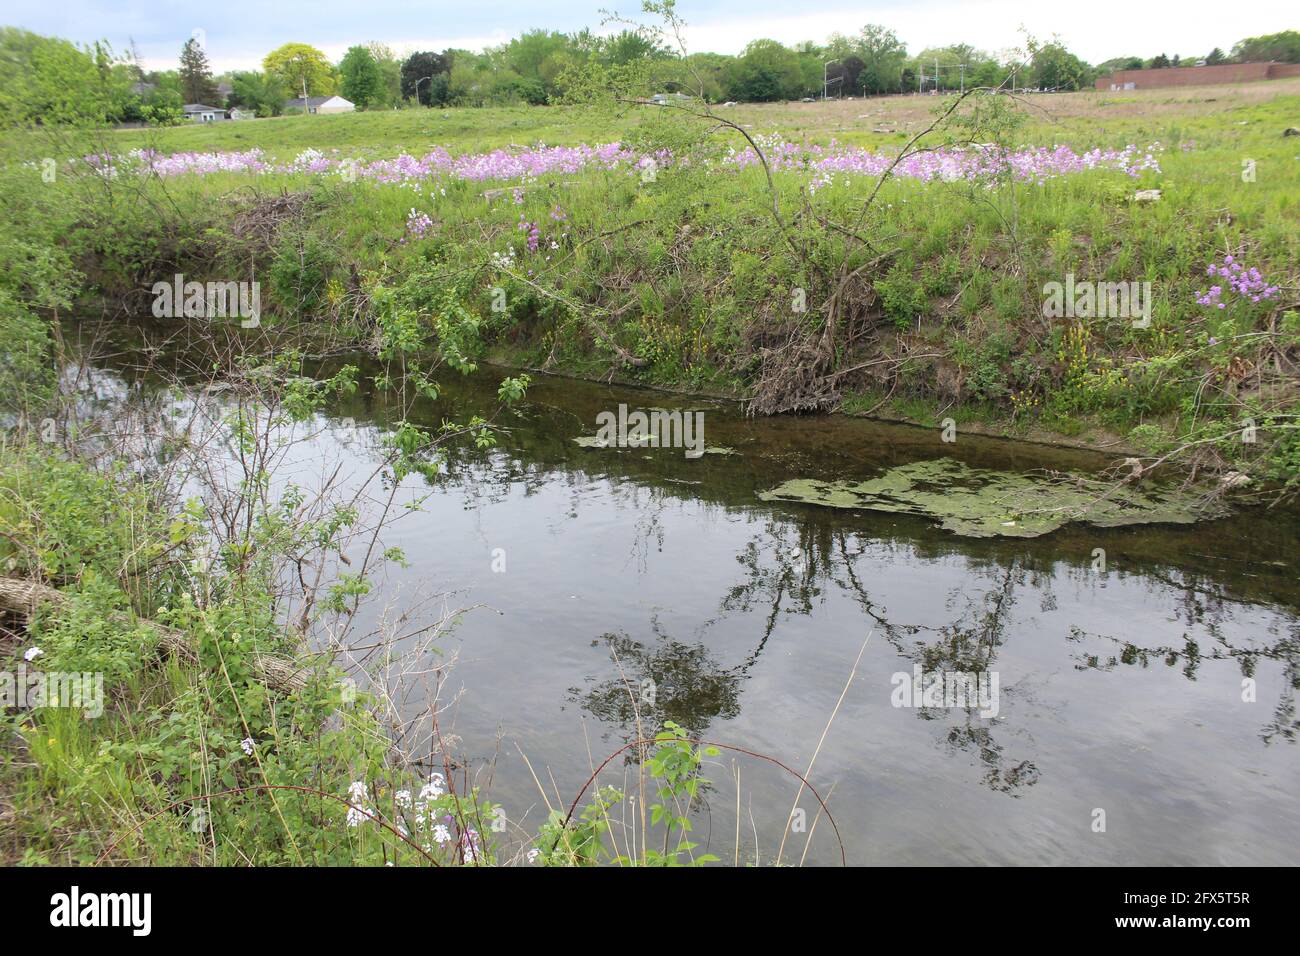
[568,625,743,750]
[443,453,555,510]
[623,493,666,575]
[718,525,1040,794]
[922,564,1019,674]
[831,531,939,652]
[914,564,1039,795]
[944,724,1041,796]
[1068,621,1300,745]
[720,518,821,639]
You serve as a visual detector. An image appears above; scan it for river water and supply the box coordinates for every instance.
[74,321,1299,865]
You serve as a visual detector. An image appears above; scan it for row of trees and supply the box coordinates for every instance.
[3,24,1298,128]
[1097,31,1300,76]
[228,28,1094,111]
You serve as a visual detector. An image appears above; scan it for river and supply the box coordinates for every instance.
[70,319,1299,865]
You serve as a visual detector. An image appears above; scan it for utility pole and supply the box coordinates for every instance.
[823,59,840,100]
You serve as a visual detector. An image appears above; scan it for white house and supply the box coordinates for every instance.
[284,95,355,115]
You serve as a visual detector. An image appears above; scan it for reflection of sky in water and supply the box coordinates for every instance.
[75,339,1300,866]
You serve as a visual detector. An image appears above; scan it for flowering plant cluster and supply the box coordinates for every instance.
[726,136,1162,185]
[1196,255,1281,309]
[493,209,566,275]
[80,137,1161,191]
[517,215,541,253]
[404,208,434,241]
[345,771,506,864]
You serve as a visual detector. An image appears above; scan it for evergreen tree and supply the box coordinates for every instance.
[179,37,219,104]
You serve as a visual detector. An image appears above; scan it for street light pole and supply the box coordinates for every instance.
[415,75,432,107]
[823,59,840,100]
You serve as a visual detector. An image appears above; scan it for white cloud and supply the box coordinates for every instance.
[95,0,1300,72]
[674,0,1294,63]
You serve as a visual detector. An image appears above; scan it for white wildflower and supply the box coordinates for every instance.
[345,780,371,828]
[418,772,446,800]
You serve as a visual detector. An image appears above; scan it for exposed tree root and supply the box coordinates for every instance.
[0,577,310,693]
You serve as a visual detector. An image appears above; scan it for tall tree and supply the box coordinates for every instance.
[598,29,671,65]
[836,55,865,95]
[229,70,286,116]
[1231,30,1300,64]
[857,25,907,95]
[367,42,402,107]
[0,27,114,126]
[1030,41,1088,90]
[400,50,451,105]
[179,36,219,104]
[339,45,383,108]
[263,43,334,99]
[724,39,803,102]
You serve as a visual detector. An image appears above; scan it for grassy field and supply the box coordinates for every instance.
[57,76,1298,157]
[4,78,1298,462]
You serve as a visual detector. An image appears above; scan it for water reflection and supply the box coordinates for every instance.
[62,319,1300,864]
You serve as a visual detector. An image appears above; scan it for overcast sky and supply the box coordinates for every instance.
[4,1,1296,72]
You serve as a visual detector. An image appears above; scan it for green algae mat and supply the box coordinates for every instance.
[757,458,1228,538]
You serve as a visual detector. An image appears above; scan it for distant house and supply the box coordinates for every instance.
[284,95,355,115]
[182,103,227,123]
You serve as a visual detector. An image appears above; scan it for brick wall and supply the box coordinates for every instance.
[1095,62,1298,91]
